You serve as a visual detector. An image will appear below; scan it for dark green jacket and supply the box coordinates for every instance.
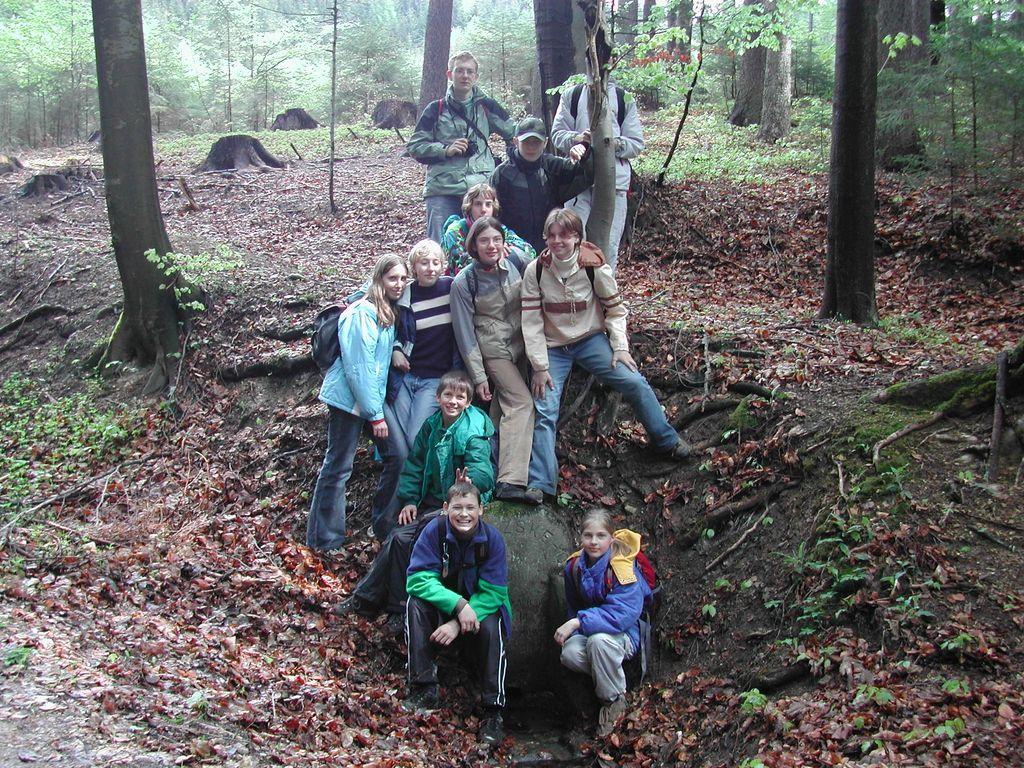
[406,85,516,198]
[397,405,496,506]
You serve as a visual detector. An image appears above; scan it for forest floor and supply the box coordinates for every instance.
[0,120,1023,767]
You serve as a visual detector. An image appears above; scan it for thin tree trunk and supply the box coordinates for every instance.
[91,0,185,393]
[819,0,879,324]
[329,0,339,215]
[418,0,454,111]
[578,0,615,257]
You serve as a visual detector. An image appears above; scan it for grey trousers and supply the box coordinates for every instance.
[560,631,634,702]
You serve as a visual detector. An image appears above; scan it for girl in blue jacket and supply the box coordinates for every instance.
[555,510,646,737]
[307,254,408,553]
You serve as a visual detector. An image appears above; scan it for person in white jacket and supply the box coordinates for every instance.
[550,78,644,271]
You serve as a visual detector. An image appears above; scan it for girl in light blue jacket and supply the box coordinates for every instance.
[307,254,408,552]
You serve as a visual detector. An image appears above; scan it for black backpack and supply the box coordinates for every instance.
[310,304,345,372]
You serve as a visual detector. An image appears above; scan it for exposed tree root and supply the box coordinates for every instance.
[0,304,69,338]
[738,659,812,694]
[872,411,946,468]
[260,325,309,342]
[219,353,315,382]
[672,397,743,430]
[677,480,798,549]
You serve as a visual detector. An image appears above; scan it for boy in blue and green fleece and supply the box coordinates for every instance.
[405,480,511,745]
[334,371,494,626]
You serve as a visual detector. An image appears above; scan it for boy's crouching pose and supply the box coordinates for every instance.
[405,480,511,745]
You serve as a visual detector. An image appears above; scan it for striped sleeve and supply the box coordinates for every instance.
[519,258,549,371]
[594,264,628,352]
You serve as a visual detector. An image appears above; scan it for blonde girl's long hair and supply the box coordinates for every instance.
[581,509,630,558]
[366,254,407,328]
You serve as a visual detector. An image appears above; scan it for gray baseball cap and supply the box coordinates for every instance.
[516,117,547,141]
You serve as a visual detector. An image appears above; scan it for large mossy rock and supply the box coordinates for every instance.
[485,501,574,694]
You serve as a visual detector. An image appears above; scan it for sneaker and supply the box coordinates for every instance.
[493,482,526,503]
[478,712,504,745]
[402,684,439,713]
[597,696,628,737]
[522,487,544,506]
[331,595,378,618]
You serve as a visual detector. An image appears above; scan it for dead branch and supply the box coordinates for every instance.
[0,452,157,547]
[966,523,1015,551]
[705,506,771,572]
[218,353,316,382]
[177,177,200,211]
[290,142,304,160]
[558,373,596,430]
[678,480,798,549]
[44,520,117,547]
[0,304,69,339]
[872,411,945,468]
[986,351,1008,482]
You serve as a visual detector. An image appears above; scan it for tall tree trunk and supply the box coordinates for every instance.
[534,0,577,131]
[677,0,693,57]
[92,0,186,393]
[418,0,454,111]
[758,32,792,143]
[877,0,929,169]
[665,5,677,54]
[820,0,879,324]
[642,0,653,23]
[728,0,766,126]
[618,0,639,48]
[578,0,615,258]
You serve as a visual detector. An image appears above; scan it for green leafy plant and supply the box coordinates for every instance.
[4,645,32,669]
[738,688,769,714]
[941,678,970,696]
[856,684,895,706]
[701,602,718,619]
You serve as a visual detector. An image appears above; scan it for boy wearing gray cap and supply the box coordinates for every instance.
[489,117,593,254]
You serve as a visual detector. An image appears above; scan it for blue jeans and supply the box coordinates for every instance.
[374,375,440,539]
[307,406,387,552]
[425,194,463,243]
[528,333,680,495]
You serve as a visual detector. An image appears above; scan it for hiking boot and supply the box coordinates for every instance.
[596,696,628,737]
[493,482,527,503]
[664,439,693,461]
[522,487,544,506]
[403,684,439,713]
[478,711,505,745]
[386,612,405,636]
[331,595,378,618]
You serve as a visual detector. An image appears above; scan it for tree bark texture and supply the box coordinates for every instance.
[418,0,454,111]
[92,0,183,392]
[617,0,639,47]
[642,0,653,23]
[877,0,930,169]
[820,0,879,324]
[758,33,792,143]
[578,0,616,258]
[533,0,577,130]
[728,0,766,126]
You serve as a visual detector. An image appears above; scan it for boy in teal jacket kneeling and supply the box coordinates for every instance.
[405,479,511,746]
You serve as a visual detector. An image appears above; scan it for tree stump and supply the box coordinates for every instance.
[371,99,418,130]
[19,173,69,197]
[0,154,24,175]
[270,108,320,131]
[485,502,574,695]
[195,135,286,173]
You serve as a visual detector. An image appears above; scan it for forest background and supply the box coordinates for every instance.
[1,0,1023,766]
